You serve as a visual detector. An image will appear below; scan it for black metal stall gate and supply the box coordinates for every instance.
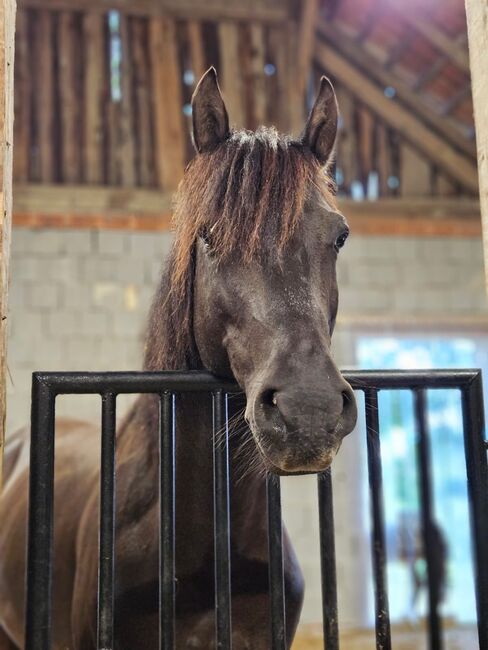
[25,369,488,650]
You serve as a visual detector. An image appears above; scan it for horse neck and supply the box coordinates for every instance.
[116,390,265,554]
[115,263,264,527]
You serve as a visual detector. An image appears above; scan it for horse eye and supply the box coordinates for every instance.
[334,230,349,252]
[199,227,212,250]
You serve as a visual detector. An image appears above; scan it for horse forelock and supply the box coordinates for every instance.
[144,126,336,372]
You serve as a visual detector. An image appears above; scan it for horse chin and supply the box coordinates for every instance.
[251,430,339,476]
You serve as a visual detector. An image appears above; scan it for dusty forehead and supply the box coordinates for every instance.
[306,184,349,230]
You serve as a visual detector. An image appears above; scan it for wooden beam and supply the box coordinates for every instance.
[14,211,172,231]
[317,19,476,161]
[12,184,481,238]
[0,0,16,487]
[465,0,488,291]
[17,0,289,21]
[13,183,172,214]
[341,198,481,237]
[314,39,479,193]
[442,81,472,116]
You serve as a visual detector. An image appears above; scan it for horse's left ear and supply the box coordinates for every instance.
[191,67,230,154]
[301,76,338,166]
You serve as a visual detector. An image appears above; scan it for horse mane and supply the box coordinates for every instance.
[144,126,336,372]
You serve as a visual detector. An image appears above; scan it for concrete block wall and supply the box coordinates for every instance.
[5,227,488,629]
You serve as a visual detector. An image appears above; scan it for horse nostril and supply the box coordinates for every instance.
[342,389,351,411]
[261,389,278,408]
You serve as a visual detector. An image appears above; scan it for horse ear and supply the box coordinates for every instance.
[302,76,339,166]
[191,67,230,154]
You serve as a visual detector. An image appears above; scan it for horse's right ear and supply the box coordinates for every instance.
[191,67,229,154]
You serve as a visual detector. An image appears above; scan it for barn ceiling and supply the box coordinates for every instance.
[319,0,474,147]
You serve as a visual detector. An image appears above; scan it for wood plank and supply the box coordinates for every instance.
[296,0,318,101]
[14,211,173,230]
[314,39,479,193]
[266,25,288,132]
[130,16,154,187]
[238,23,254,128]
[357,104,374,187]
[250,23,266,127]
[149,16,185,190]
[12,9,29,182]
[58,12,82,183]
[466,0,488,292]
[376,121,391,197]
[13,183,172,213]
[82,14,105,183]
[187,20,205,81]
[335,85,356,193]
[218,21,245,128]
[36,11,55,182]
[17,0,289,22]
[106,99,118,185]
[435,170,457,197]
[341,198,481,237]
[286,19,303,137]
[0,0,16,487]
[400,142,432,197]
[117,14,136,185]
[11,184,482,238]
[317,19,476,161]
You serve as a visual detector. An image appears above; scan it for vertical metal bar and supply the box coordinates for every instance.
[25,375,56,650]
[97,392,117,650]
[461,374,488,650]
[364,388,392,650]
[160,391,176,650]
[266,472,286,650]
[212,390,232,649]
[317,470,339,650]
[414,389,443,650]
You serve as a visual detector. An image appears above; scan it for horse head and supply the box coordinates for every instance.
[158,68,357,474]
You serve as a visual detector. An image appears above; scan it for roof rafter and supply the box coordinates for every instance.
[385,0,470,73]
[317,19,476,161]
[314,38,478,193]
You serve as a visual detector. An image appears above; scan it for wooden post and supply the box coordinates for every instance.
[0,0,16,488]
[465,0,488,291]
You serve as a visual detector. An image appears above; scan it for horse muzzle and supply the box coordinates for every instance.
[246,383,357,474]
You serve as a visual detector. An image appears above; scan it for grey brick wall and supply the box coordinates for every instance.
[5,227,488,629]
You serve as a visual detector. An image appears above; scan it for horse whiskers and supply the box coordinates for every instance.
[213,408,247,450]
[231,432,266,485]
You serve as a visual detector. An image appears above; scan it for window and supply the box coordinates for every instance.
[357,335,480,624]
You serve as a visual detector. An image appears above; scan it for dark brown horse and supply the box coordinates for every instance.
[0,68,357,649]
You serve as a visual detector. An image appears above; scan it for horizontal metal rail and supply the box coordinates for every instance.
[24,369,488,650]
[28,368,484,395]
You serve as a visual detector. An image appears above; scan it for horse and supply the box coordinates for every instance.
[0,68,357,649]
